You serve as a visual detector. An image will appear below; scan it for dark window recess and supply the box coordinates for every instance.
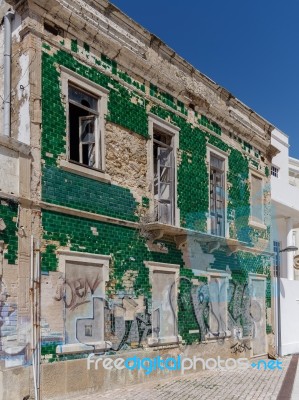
[85,325,92,337]
[271,165,279,178]
[68,85,98,168]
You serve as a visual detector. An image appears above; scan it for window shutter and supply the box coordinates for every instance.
[79,115,95,167]
[157,147,174,224]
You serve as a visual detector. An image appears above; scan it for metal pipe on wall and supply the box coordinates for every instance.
[30,236,41,400]
[30,236,38,399]
[3,10,15,137]
[35,240,41,400]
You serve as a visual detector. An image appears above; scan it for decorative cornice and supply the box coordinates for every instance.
[266,144,280,160]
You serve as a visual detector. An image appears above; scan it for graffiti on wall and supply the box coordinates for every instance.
[0,278,28,367]
[53,272,102,311]
[42,266,265,356]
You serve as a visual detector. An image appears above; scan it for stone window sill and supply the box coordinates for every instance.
[205,330,231,340]
[249,219,267,230]
[56,341,111,354]
[147,335,182,347]
[59,159,112,184]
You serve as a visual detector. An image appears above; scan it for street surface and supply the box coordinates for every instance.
[69,356,293,400]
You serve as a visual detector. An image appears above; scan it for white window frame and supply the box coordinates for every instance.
[55,249,111,354]
[249,170,266,230]
[59,66,111,183]
[271,165,279,178]
[144,261,181,346]
[206,145,228,238]
[206,268,231,340]
[148,113,180,227]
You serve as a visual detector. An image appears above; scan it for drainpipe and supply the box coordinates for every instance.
[30,236,41,400]
[3,10,15,137]
[35,240,41,400]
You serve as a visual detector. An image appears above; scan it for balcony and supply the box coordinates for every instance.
[144,222,272,256]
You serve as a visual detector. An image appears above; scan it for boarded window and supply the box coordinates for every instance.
[151,270,177,343]
[209,276,228,335]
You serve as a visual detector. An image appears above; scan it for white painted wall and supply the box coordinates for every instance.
[271,129,299,210]
[289,157,299,187]
[271,128,299,278]
[279,278,299,355]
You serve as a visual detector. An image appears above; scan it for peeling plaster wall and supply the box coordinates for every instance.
[0,198,29,369]
[17,53,30,144]
[0,146,19,195]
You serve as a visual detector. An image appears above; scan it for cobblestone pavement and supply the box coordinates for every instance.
[72,357,291,400]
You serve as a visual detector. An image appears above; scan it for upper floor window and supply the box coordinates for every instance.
[153,130,174,225]
[271,165,279,178]
[148,114,180,227]
[250,174,264,225]
[209,153,226,236]
[68,85,99,168]
[60,67,109,177]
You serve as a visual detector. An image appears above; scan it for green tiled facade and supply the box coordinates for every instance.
[40,39,273,360]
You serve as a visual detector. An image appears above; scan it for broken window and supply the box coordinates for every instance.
[68,84,100,169]
[153,130,174,225]
[210,153,225,236]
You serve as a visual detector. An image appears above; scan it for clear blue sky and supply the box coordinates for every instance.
[111,0,299,158]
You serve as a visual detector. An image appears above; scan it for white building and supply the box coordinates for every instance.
[271,128,299,355]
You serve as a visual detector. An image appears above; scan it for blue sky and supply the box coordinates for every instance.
[111,0,299,157]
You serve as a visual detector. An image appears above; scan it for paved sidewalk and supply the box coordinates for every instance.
[290,356,299,400]
[71,357,291,400]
